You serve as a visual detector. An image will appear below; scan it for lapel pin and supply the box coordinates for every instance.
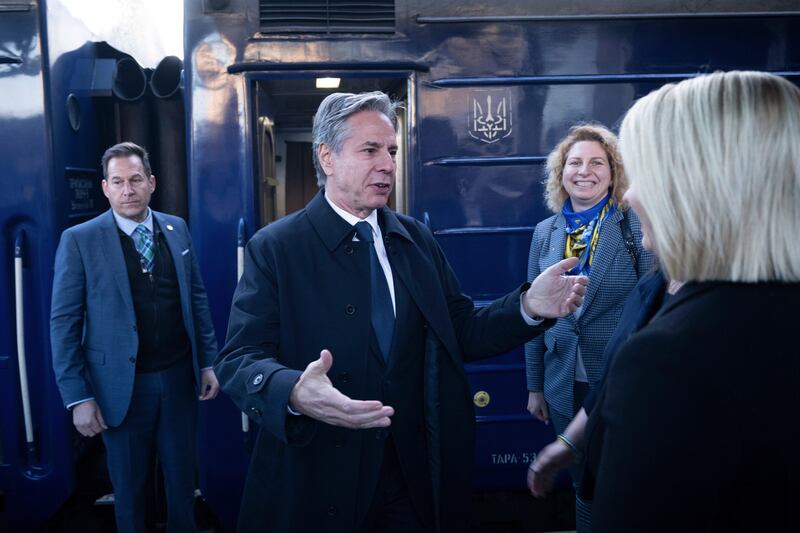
[166,224,174,231]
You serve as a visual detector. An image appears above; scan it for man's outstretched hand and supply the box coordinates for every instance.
[523,257,589,319]
[289,350,394,429]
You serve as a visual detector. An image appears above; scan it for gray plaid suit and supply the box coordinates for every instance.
[525,208,655,418]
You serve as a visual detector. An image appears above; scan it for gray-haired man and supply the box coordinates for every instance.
[215,91,587,533]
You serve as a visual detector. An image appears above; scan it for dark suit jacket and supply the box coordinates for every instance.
[581,269,666,415]
[50,209,217,426]
[215,190,550,533]
[584,281,800,532]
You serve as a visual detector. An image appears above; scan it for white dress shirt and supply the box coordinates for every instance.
[324,192,396,316]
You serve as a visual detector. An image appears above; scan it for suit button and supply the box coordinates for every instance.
[333,439,344,448]
[132,325,137,332]
[250,407,261,417]
[129,356,136,364]
[375,429,384,440]
[327,506,337,516]
[344,245,354,255]
[338,372,351,383]
[345,304,356,315]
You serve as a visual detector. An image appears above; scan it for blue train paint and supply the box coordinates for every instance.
[2,1,800,530]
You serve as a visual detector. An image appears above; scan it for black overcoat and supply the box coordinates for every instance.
[585,281,800,532]
[215,190,550,532]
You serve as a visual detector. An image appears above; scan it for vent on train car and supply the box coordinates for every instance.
[259,0,395,34]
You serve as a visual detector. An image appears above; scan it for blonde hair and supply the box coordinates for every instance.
[620,71,800,282]
[544,123,628,213]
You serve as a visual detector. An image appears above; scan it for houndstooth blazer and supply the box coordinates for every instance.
[525,208,655,418]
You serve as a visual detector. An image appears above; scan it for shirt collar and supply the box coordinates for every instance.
[112,208,153,236]
[324,190,381,240]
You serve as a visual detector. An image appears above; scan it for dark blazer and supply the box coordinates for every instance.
[581,269,666,415]
[525,208,654,417]
[215,190,550,533]
[50,209,218,426]
[584,281,800,532]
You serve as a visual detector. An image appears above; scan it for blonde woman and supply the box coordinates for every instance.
[585,71,800,532]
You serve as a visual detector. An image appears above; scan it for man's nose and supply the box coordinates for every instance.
[376,150,395,172]
[122,181,135,194]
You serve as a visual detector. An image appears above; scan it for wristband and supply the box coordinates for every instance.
[557,433,583,464]
[557,433,579,455]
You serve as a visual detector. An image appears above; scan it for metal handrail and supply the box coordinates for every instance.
[14,231,37,467]
[237,219,250,436]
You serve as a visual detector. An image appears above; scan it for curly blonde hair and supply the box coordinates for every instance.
[543,123,628,213]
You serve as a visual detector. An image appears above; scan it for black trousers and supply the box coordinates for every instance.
[357,438,432,533]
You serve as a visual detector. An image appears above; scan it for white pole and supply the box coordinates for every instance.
[237,219,249,434]
[14,234,35,454]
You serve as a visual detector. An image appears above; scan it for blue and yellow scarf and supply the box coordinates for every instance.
[562,194,615,276]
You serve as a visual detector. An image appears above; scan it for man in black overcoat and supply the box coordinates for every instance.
[214,91,588,533]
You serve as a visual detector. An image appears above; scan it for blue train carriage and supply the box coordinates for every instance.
[2,0,800,531]
[1,1,186,531]
[185,0,800,528]
[0,2,114,530]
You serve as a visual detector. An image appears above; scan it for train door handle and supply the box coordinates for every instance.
[14,231,38,467]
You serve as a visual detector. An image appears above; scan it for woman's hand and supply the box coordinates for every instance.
[526,391,549,423]
[527,438,575,497]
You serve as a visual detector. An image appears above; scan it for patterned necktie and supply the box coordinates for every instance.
[134,224,155,272]
[354,221,395,361]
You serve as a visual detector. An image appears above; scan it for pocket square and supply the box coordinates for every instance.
[181,249,190,256]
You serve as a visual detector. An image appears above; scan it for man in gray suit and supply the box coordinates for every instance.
[50,142,219,533]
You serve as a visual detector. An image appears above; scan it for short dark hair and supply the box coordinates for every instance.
[101,142,152,179]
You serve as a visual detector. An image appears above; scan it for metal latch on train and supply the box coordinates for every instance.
[473,390,490,408]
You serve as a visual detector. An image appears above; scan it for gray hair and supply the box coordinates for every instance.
[312,91,400,186]
[101,142,152,179]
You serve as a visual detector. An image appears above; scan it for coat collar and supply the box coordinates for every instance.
[152,210,188,274]
[306,189,459,362]
[543,214,567,271]
[306,188,413,251]
[99,209,135,313]
[579,208,624,313]
[99,208,188,307]
[652,280,720,321]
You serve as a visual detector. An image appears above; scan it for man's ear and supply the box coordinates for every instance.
[318,144,334,176]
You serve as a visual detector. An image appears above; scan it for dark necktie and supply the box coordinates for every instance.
[354,221,395,361]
